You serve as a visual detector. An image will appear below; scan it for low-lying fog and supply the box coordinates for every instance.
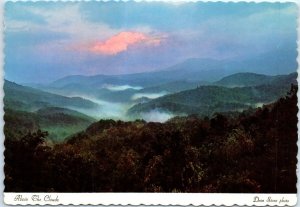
[140,110,176,122]
[131,91,168,100]
[49,83,269,123]
[63,84,176,123]
[104,84,143,91]
[79,96,132,120]
[73,97,177,123]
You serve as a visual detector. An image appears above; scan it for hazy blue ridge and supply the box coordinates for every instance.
[44,48,297,90]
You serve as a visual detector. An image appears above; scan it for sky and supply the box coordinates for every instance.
[4,1,298,83]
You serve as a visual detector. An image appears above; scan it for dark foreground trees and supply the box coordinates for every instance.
[4,86,297,193]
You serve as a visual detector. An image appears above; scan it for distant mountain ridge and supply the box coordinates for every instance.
[21,48,297,107]
[215,72,297,87]
[46,48,297,89]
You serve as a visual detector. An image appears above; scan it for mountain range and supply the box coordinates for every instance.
[4,52,297,141]
[44,48,297,89]
[5,71,297,121]
[22,48,296,105]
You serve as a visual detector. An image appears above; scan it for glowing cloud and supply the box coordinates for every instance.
[89,31,162,55]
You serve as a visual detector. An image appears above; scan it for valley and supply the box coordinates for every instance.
[4,67,297,141]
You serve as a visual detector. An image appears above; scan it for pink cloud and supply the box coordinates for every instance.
[89,31,162,55]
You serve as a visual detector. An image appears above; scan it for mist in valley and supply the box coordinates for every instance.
[131,91,169,100]
[140,109,178,122]
[65,85,176,123]
[104,84,143,91]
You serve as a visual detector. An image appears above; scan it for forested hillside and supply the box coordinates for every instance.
[4,85,297,193]
[4,80,100,112]
[129,73,296,117]
[4,107,95,142]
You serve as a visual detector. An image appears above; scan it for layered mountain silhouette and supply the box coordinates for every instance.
[5,49,298,140]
